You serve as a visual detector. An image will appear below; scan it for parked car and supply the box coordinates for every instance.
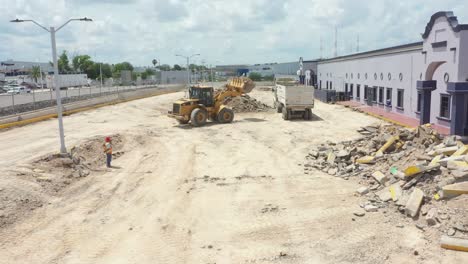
[6,86,31,94]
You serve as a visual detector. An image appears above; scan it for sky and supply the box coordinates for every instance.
[1,0,467,67]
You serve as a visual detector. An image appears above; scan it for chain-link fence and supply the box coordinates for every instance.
[0,85,163,117]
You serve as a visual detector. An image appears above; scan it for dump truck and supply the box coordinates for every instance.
[273,80,314,120]
[167,77,255,126]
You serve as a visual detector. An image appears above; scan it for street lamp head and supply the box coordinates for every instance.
[79,17,93,22]
[10,18,25,23]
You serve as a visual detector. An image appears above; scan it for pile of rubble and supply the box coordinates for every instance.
[225,95,272,113]
[303,124,468,250]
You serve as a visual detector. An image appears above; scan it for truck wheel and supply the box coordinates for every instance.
[276,103,283,113]
[307,109,313,120]
[217,108,234,123]
[191,108,207,127]
[282,107,289,120]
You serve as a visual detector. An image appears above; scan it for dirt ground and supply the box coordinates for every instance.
[0,89,466,264]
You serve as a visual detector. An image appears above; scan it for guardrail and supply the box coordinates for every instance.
[0,84,167,117]
[0,84,185,127]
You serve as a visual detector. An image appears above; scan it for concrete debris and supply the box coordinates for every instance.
[356,186,369,195]
[372,171,388,185]
[303,123,468,241]
[364,204,378,212]
[425,208,438,226]
[405,188,424,218]
[447,228,457,236]
[224,95,272,113]
[440,236,468,252]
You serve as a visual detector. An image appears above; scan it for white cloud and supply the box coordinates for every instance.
[0,0,467,66]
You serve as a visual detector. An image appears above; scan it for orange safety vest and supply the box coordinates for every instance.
[103,142,112,154]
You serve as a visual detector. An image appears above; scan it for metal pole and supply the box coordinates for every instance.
[51,26,67,154]
[100,62,103,92]
[11,93,15,113]
[210,64,213,87]
[32,85,36,110]
[187,57,190,85]
[39,65,44,89]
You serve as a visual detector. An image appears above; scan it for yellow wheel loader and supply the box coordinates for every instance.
[167,77,255,126]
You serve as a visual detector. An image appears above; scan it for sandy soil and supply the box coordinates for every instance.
[0,90,466,263]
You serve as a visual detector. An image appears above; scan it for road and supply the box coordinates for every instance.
[0,90,465,263]
[0,85,159,108]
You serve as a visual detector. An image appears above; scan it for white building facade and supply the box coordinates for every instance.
[317,11,468,136]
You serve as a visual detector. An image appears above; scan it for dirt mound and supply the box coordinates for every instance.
[303,124,468,241]
[0,134,124,228]
[225,95,272,113]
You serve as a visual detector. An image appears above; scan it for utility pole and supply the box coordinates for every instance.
[334,26,338,57]
[11,17,93,155]
[357,34,360,53]
[320,36,323,59]
[175,53,200,85]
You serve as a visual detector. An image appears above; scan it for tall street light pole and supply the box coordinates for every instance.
[175,53,200,85]
[11,17,93,155]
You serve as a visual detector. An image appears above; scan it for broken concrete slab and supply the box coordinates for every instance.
[451,145,468,157]
[434,146,459,156]
[356,156,375,164]
[389,184,403,202]
[327,152,336,165]
[425,208,438,226]
[356,186,369,195]
[375,136,400,157]
[376,186,392,202]
[447,160,468,170]
[364,204,378,212]
[439,155,468,167]
[429,155,443,167]
[441,236,468,252]
[442,182,468,198]
[405,188,424,218]
[372,171,388,184]
[404,164,440,178]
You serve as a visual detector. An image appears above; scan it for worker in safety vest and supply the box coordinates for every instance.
[103,137,113,168]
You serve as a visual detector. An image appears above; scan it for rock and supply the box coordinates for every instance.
[345,164,355,172]
[364,204,378,212]
[79,169,90,177]
[376,187,392,202]
[33,168,45,173]
[372,171,388,184]
[309,151,319,158]
[58,158,74,167]
[443,182,468,198]
[336,150,350,159]
[328,168,338,175]
[443,135,458,147]
[415,223,425,230]
[425,208,438,226]
[447,228,457,236]
[327,152,336,165]
[354,211,366,217]
[356,186,369,195]
[405,188,424,218]
[454,224,468,233]
[396,224,404,228]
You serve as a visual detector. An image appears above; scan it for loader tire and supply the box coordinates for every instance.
[191,108,207,127]
[282,107,290,120]
[217,108,234,123]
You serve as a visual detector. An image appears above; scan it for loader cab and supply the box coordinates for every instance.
[189,86,214,107]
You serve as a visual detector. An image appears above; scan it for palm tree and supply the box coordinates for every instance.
[30,66,41,83]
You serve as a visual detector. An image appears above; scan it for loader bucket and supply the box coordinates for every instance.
[242,78,255,94]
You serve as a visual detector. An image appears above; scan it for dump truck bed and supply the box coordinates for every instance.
[275,85,314,108]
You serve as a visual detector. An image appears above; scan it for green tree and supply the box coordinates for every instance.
[112,62,134,78]
[263,75,274,81]
[58,50,71,74]
[248,72,262,81]
[141,68,155,80]
[157,64,171,71]
[72,55,93,73]
[30,66,41,83]
[173,64,182,71]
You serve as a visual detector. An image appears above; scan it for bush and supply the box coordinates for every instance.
[248,72,262,81]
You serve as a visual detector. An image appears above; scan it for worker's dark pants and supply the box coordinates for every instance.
[106,153,112,167]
